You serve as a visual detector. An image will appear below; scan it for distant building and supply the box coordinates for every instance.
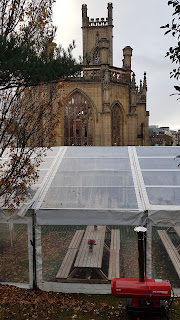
[159,127,170,132]
[149,125,179,146]
[150,132,173,146]
[55,3,150,146]
[177,130,180,146]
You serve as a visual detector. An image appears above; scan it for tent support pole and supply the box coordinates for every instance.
[32,210,37,290]
[146,222,152,279]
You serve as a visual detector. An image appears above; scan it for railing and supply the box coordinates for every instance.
[68,67,130,84]
[68,68,101,80]
[109,69,129,83]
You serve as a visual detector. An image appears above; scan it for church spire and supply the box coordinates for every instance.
[139,79,143,93]
[131,72,136,88]
[143,72,147,91]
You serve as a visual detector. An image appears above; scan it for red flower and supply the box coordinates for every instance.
[88,239,96,245]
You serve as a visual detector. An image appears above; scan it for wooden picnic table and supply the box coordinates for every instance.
[68,225,107,282]
[56,226,121,283]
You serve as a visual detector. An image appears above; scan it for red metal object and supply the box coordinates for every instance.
[111,278,171,300]
[111,227,171,315]
[111,278,171,314]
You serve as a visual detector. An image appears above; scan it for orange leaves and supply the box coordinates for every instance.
[0,147,41,209]
[100,302,108,307]
[0,1,71,209]
[0,283,132,319]
[1,0,56,49]
[1,296,8,303]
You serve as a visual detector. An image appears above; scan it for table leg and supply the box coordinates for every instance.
[68,267,79,279]
[104,243,110,252]
[96,269,108,280]
[86,269,92,280]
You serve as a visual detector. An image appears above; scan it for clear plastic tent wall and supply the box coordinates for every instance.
[0,146,180,294]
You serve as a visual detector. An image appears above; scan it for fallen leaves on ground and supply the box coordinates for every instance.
[0,284,126,319]
[0,284,180,319]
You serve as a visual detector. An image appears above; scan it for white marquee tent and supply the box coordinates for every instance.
[0,146,180,294]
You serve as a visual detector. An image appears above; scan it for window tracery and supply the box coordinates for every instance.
[64,92,94,146]
[111,104,123,146]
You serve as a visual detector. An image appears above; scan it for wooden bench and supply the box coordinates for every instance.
[56,230,84,279]
[157,230,180,278]
[108,229,120,280]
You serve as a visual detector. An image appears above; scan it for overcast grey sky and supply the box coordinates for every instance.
[53,0,180,130]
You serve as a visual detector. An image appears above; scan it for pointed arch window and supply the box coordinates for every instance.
[64,92,94,146]
[111,103,124,146]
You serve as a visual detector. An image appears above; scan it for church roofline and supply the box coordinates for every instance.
[82,3,114,28]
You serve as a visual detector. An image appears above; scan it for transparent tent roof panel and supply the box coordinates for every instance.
[41,186,138,209]
[142,171,180,186]
[59,158,131,171]
[39,147,138,211]
[64,146,129,158]
[139,158,180,169]
[38,157,56,170]
[147,187,180,206]
[52,171,134,187]
[135,147,180,208]
[136,146,180,157]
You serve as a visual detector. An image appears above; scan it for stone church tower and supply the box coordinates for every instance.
[57,3,149,146]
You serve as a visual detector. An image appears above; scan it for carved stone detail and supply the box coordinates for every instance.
[103,67,109,90]
[64,92,94,146]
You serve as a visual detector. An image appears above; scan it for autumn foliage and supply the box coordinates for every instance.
[161,0,180,96]
[0,0,81,208]
[0,284,118,319]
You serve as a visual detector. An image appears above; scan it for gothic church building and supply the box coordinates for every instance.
[57,3,149,146]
